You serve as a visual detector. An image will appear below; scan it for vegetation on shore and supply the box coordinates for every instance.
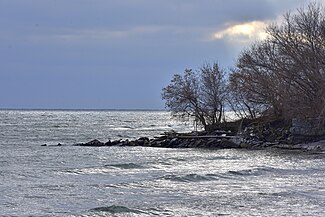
[162,3,325,138]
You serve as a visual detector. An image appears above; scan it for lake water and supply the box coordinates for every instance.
[0,110,324,216]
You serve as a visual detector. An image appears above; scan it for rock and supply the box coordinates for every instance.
[192,139,202,148]
[70,121,308,150]
[105,140,112,146]
[178,141,188,148]
[138,137,150,142]
[57,143,62,146]
[240,143,252,149]
[293,140,325,151]
[152,141,160,147]
[218,139,240,149]
[168,138,179,147]
[41,144,47,146]
[81,139,105,147]
[121,140,130,146]
[205,138,217,148]
[136,139,145,146]
[264,142,279,147]
[111,140,122,146]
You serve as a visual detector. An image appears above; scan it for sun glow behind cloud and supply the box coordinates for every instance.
[213,21,268,43]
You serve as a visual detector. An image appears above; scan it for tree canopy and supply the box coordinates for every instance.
[163,3,325,129]
[230,3,325,120]
[162,63,226,130]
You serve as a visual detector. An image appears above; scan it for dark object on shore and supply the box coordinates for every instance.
[41,144,47,146]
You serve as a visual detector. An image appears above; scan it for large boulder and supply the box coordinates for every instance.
[80,139,105,147]
[218,139,240,149]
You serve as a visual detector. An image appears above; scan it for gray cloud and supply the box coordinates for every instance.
[0,0,318,109]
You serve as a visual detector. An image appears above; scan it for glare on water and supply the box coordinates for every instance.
[0,110,324,216]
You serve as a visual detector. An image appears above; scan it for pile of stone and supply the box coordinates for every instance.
[52,118,325,151]
[74,131,241,149]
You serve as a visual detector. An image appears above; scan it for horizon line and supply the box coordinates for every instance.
[0,108,167,112]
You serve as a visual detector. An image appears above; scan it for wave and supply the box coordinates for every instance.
[62,163,144,175]
[63,168,110,175]
[52,123,69,128]
[208,156,241,160]
[166,157,187,162]
[162,173,220,182]
[228,169,254,176]
[112,126,134,131]
[271,190,325,200]
[90,205,144,214]
[227,166,277,177]
[104,163,144,169]
[255,166,319,177]
[134,126,172,131]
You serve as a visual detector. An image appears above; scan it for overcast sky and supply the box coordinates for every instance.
[0,0,320,109]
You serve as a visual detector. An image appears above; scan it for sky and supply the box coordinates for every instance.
[0,0,320,109]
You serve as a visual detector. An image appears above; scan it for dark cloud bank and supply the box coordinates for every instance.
[0,0,311,109]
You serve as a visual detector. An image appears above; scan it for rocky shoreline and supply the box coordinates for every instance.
[74,132,240,149]
[45,118,325,152]
[71,130,325,152]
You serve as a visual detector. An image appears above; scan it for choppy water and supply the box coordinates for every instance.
[0,110,324,216]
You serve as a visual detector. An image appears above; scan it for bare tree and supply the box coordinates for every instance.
[200,63,227,124]
[230,3,325,120]
[162,63,227,130]
[162,68,203,124]
[265,3,325,119]
[228,71,264,120]
[230,41,287,118]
